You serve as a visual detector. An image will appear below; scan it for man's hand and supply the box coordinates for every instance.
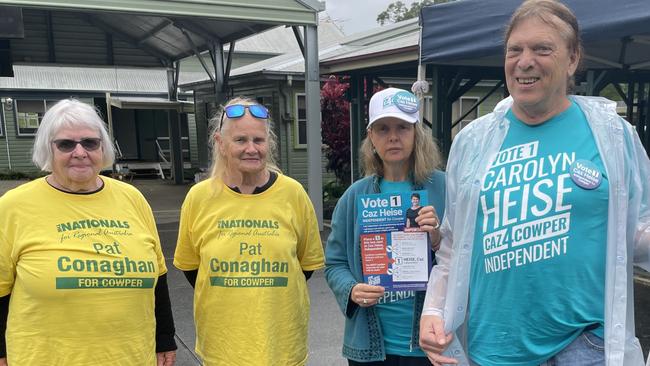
[419,315,457,365]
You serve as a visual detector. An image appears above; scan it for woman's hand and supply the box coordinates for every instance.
[415,205,441,250]
[350,283,385,307]
[419,315,457,365]
[157,351,176,366]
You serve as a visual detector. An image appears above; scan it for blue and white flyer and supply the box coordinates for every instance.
[357,190,432,290]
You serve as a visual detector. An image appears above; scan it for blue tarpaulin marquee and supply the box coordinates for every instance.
[420,0,650,70]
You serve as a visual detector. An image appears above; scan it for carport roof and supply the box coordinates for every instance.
[2,0,323,64]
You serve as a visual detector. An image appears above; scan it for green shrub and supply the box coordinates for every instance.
[323,180,348,220]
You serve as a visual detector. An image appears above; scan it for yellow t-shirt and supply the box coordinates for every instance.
[173,174,324,366]
[0,177,166,366]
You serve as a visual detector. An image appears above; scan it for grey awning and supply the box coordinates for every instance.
[109,96,193,112]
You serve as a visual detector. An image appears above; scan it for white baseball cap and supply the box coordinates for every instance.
[368,87,420,128]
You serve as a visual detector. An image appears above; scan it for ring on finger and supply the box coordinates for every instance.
[432,218,440,230]
[362,298,367,304]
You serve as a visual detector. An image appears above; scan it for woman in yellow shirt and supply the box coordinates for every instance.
[173,97,324,366]
[0,99,176,365]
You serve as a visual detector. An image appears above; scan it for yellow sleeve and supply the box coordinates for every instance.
[173,193,200,271]
[295,189,325,271]
[0,230,15,297]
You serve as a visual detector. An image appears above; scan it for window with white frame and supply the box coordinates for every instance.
[15,99,58,136]
[294,94,307,148]
[451,97,479,138]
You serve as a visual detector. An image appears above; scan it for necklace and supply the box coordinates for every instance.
[46,175,103,193]
[224,170,270,192]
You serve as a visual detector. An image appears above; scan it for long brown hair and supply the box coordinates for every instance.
[360,121,442,185]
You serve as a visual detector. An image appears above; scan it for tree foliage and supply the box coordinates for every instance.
[376,0,452,25]
[320,75,351,186]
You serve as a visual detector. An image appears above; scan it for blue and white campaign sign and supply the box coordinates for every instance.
[356,190,432,290]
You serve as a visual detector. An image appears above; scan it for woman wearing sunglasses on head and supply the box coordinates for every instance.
[0,99,177,366]
[173,96,325,366]
[325,87,445,365]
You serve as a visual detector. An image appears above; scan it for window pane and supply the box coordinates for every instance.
[297,95,306,119]
[460,98,478,121]
[298,120,307,145]
[256,96,272,110]
[18,113,40,128]
[16,100,44,113]
[16,99,45,135]
[296,95,307,146]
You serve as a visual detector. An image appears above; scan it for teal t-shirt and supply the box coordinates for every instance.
[468,102,608,366]
[375,179,425,357]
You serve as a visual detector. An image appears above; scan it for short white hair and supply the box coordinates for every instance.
[32,99,115,171]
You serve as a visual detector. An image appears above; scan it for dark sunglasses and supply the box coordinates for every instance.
[219,104,269,130]
[52,138,102,153]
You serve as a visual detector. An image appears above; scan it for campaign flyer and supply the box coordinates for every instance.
[357,190,432,290]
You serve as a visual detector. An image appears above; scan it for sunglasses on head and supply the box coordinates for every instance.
[219,104,269,130]
[52,138,102,153]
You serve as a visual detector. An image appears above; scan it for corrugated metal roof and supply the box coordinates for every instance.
[231,17,344,55]
[177,18,343,75]
[219,18,419,79]
[0,64,205,93]
[321,18,419,63]
[229,43,343,76]
[0,17,344,92]
[322,32,419,62]
[181,18,346,84]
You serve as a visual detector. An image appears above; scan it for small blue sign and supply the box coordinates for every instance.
[570,159,602,190]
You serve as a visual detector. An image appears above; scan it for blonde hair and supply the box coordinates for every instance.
[361,121,442,185]
[208,96,281,183]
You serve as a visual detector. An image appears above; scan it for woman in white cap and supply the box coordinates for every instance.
[325,87,445,365]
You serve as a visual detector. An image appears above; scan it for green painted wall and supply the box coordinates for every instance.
[12,10,161,67]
